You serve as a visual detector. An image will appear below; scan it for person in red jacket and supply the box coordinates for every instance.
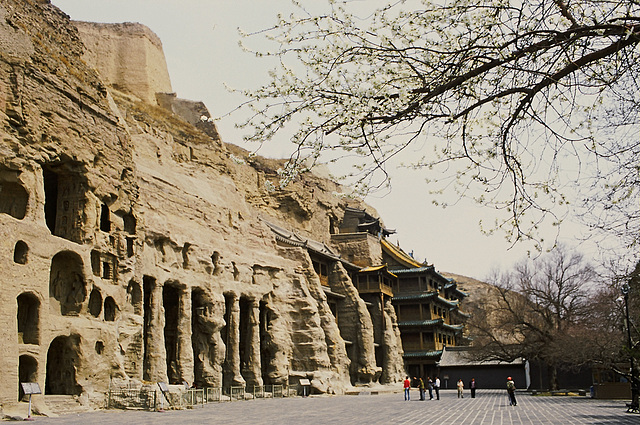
[507,377,517,406]
[403,376,411,401]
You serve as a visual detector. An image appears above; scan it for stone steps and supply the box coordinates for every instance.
[42,395,90,416]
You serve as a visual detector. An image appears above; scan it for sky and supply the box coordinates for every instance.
[51,0,601,280]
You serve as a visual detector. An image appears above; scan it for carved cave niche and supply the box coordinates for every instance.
[88,288,102,318]
[123,212,136,234]
[13,240,28,264]
[49,250,86,316]
[101,254,117,282]
[221,293,234,389]
[126,237,135,258]
[17,292,40,345]
[0,179,28,220]
[124,333,143,380]
[43,165,88,244]
[191,287,212,388]
[211,251,220,274]
[191,288,204,386]
[90,250,100,276]
[45,334,82,396]
[239,296,251,379]
[99,202,111,232]
[90,250,118,282]
[122,209,138,257]
[103,296,118,322]
[181,243,191,269]
[259,299,274,385]
[127,280,142,315]
[95,340,104,355]
[142,275,155,381]
[18,355,38,401]
[163,283,181,384]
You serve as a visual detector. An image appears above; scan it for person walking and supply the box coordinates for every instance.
[427,377,434,400]
[469,378,477,398]
[457,379,464,398]
[403,376,411,401]
[434,376,440,400]
[419,377,426,401]
[506,377,517,406]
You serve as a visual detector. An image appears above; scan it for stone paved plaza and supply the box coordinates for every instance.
[26,389,639,425]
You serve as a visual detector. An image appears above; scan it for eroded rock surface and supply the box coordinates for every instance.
[0,0,404,411]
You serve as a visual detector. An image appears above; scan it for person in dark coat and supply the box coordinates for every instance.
[506,377,517,406]
[469,377,477,398]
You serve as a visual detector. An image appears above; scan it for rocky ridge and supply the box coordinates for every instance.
[0,0,403,412]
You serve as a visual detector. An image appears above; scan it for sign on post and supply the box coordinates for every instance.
[20,382,41,420]
[299,379,311,397]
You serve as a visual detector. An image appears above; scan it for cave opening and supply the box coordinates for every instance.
[259,300,272,385]
[163,283,180,384]
[43,166,87,243]
[142,276,155,381]
[18,355,38,401]
[104,296,118,322]
[239,296,251,381]
[45,335,81,396]
[17,293,39,345]
[13,240,28,264]
[191,288,206,388]
[127,280,142,315]
[222,293,233,389]
[49,251,86,316]
[43,168,58,233]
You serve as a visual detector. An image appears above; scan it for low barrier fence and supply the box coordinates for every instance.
[108,384,294,411]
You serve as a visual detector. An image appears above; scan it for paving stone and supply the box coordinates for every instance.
[27,389,639,425]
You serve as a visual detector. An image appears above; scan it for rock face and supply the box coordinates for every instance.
[74,21,172,104]
[0,0,404,410]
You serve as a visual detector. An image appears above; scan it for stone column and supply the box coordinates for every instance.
[243,298,263,388]
[224,293,245,387]
[381,298,405,384]
[145,281,167,382]
[178,287,194,385]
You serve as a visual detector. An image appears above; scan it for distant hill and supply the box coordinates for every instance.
[440,271,495,314]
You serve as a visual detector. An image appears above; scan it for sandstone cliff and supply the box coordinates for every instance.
[0,0,403,412]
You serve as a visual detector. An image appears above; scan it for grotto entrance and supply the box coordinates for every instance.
[18,355,38,401]
[239,296,251,379]
[142,276,154,381]
[45,335,81,395]
[163,283,181,384]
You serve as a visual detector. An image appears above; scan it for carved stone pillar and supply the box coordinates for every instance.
[225,293,245,387]
[144,281,167,382]
[243,298,263,388]
[178,288,194,385]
